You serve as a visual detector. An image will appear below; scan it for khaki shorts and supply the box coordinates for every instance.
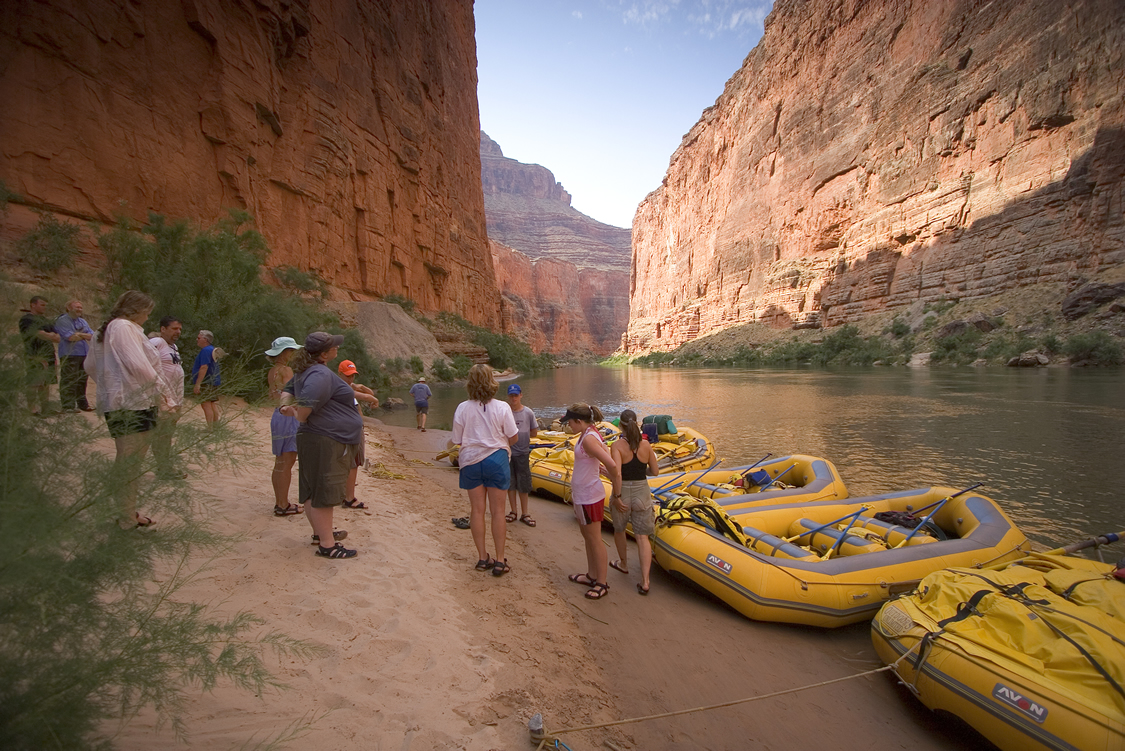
[612,480,655,536]
[296,432,359,508]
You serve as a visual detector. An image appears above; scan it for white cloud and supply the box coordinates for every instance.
[573,10,583,19]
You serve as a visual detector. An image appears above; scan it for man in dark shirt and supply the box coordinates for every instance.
[18,295,60,415]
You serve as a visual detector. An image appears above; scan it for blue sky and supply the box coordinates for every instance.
[474,1,773,229]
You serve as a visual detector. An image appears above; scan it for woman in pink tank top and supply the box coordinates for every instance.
[563,402,621,600]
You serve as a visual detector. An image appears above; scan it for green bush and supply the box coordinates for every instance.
[435,312,554,373]
[1039,334,1062,355]
[0,328,314,749]
[885,317,911,338]
[385,357,406,373]
[409,355,424,375]
[382,294,416,314]
[431,358,454,382]
[981,331,1035,363]
[273,266,327,298]
[450,355,473,379]
[1064,331,1123,365]
[931,328,983,364]
[16,212,82,273]
[96,211,368,398]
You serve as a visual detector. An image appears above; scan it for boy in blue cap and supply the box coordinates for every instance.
[505,384,538,526]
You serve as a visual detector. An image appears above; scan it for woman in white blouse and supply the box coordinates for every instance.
[85,290,174,528]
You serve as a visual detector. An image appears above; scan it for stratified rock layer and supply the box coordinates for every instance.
[481,132,630,354]
[626,0,1125,352]
[491,240,630,357]
[481,132,630,273]
[0,0,500,327]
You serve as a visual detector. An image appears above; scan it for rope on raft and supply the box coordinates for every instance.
[532,654,912,749]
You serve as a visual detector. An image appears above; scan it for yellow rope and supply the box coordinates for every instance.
[535,661,903,745]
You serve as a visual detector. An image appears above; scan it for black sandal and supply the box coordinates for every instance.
[475,556,496,571]
[274,503,302,516]
[315,542,357,559]
[452,517,471,529]
[492,559,510,577]
[342,498,368,509]
[311,530,348,544]
[585,582,610,599]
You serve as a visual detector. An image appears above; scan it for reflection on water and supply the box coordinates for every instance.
[379,365,1124,548]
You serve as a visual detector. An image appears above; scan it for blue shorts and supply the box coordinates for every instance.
[459,449,511,490]
[271,408,298,455]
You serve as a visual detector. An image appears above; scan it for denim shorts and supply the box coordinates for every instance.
[459,449,511,490]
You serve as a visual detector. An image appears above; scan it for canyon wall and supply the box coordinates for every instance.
[481,132,630,354]
[626,0,1125,352]
[0,0,500,327]
[491,240,630,357]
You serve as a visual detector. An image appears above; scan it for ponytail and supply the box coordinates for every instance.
[619,409,641,452]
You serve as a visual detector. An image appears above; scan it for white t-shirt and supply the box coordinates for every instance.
[149,336,185,407]
[452,398,518,467]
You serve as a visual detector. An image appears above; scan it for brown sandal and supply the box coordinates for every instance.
[585,582,609,599]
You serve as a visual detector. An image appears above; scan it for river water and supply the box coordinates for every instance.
[379,365,1124,550]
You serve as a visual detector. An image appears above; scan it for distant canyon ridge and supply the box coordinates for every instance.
[481,132,631,356]
[626,0,1125,352]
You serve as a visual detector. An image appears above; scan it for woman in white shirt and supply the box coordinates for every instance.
[85,290,173,528]
[452,364,517,576]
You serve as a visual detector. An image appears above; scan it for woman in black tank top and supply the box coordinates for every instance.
[609,410,661,594]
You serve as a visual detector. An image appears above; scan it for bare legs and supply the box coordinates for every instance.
[113,431,152,526]
[201,399,219,428]
[579,519,608,586]
[468,484,507,563]
[508,488,530,518]
[636,534,652,591]
[305,505,335,547]
[271,452,297,510]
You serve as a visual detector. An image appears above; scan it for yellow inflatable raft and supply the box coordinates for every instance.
[656,454,848,510]
[652,486,1031,627]
[871,534,1125,751]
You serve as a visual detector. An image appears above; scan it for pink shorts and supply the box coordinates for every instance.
[573,500,605,525]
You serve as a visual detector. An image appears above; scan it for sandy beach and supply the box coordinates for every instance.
[109,404,981,751]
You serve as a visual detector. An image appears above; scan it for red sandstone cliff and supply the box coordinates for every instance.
[0,0,500,327]
[491,240,630,357]
[626,0,1125,352]
[481,132,630,354]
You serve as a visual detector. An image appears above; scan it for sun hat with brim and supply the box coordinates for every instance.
[264,336,301,356]
[305,332,345,355]
[338,360,358,375]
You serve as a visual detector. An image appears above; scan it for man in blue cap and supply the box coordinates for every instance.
[505,383,538,526]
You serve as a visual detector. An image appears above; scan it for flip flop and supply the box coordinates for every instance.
[610,560,629,574]
[504,511,518,523]
[342,498,368,509]
[519,514,536,527]
[134,514,155,528]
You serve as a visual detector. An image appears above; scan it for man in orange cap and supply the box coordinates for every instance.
[338,359,379,509]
